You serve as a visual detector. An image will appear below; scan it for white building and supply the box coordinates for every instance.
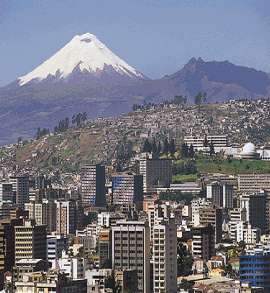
[236,222,261,244]
[57,250,84,279]
[47,234,68,263]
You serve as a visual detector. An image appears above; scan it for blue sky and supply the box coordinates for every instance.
[0,0,270,86]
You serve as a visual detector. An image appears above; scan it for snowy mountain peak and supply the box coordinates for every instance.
[18,33,144,86]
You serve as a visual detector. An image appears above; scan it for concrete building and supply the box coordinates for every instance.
[229,208,247,241]
[14,219,47,264]
[47,234,68,263]
[112,174,143,205]
[13,259,50,282]
[57,250,84,279]
[140,158,172,193]
[115,269,138,293]
[55,200,76,236]
[112,220,150,293]
[25,198,56,232]
[240,246,270,291]
[152,219,177,293]
[9,175,29,208]
[81,164,106,207]
[0,217,23,272]
[238,174,270,193]
[184,135,228,151]
[195,205,223,244]
[192,225,215,261]
[15,271,87,293]
[206,181,234,209]
[240,192,267,233]
[0,182,13,203]
[236,222,261,244]
[99,228,111,269]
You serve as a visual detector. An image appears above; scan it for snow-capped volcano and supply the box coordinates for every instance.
[18,32,144,86]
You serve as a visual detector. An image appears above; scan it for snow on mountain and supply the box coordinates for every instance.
[18,33,144,86]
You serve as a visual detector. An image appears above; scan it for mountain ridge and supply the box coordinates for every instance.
[0,34,270,145]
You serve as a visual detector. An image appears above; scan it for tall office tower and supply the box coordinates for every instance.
[197,206,223,244]
[33,175,51,190]
[207,181,234,208]
[152,218,177,293]
[240,191,267,233]
[55,200,77,236]
[0,182,13,203]
[229,208,247,241]
[240,246,270,291]
[112,221,150,293]
[81,164,106,207]
[9,175,29,208]
[98,228,111,268]
[14,219,47,264]
[112,174,143,205]
[0,217,23,272]
[139,158,172,193]
[0,182,14,220]
[192,225,215,261]
[25,198,57,232]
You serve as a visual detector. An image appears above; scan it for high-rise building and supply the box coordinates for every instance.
[112,174,143,205]
[196,206,222,244]
[81,164,106,207]
[240,192,267,233]
[240,246,270,291]
[152,218,177,293]
[9,175,29,208]
[238,174,270,193]
[140,158,172,193]
[55,200,76,236]
[0,182,13,203]
[25,198,56,232]
[229,208,247,241]
[99,228,111,268]
[192,225,215,261]
[206,181,234,209]
[14,219,47,264]
[0,217,23,272]
[112,221,150,293]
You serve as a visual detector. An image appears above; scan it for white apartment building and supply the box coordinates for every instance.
[57,250,84,279]
[236,222,261,244]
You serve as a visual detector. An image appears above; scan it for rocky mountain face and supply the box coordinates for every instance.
[0,33,270,145]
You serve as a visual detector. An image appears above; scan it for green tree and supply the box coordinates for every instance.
[188,144,195,158]
[142,138,152,153]
[179,279,195,291]
[163,138,169,154]
[177,242,194,276]
[209,142,215,156]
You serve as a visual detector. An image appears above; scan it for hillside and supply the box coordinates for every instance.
[0,100,268,174]
[0,33,270,144]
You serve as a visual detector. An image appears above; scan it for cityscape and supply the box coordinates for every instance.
[1,1,270,293]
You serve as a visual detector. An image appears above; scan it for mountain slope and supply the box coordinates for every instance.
[0,33,270,145]
[19,33,145,86]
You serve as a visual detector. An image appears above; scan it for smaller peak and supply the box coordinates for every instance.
[73,33,97,42]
